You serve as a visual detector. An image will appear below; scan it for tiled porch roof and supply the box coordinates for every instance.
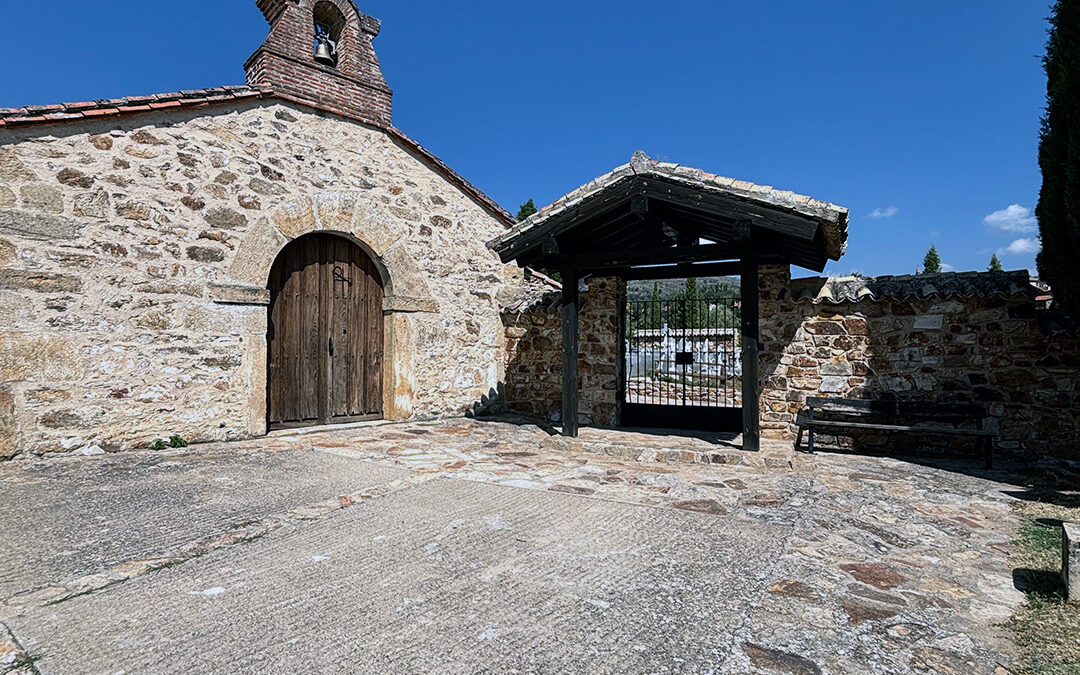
[494,151,850,262]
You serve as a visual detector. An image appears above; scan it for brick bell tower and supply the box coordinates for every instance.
[245,0,392,126]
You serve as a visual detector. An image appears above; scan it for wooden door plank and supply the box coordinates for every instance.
[318,236,330,423]
[348,243,364,416]
[331,238,348,418]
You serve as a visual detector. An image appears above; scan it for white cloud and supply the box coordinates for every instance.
[984,204,1037,233]
[940,263,956,272]
[996,238,1040,257]
[868,206,899,219]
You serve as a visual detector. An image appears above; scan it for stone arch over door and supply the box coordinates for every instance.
[225,192,437,432]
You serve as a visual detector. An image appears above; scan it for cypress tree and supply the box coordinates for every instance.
[922,245,942,274]
[685,278,702,328]
[1036,0,1080,318]
[649,282,662,329]
[988,254,1004,272]
[517,199,537,221]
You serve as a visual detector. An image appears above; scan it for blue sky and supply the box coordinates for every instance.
[0,1,1051,277]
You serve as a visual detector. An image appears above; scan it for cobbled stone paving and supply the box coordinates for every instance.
[1,416,1056,674]
[276,417,1027,673]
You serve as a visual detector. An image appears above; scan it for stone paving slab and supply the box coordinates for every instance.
[0,448,409,600]
[9,478,789,674]
[285,418,1027,672]
[0,418,1041,673]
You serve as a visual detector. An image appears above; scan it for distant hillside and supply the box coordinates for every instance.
[627,276,740,301]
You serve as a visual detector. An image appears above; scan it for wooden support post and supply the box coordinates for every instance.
[740,254,760,452]
[561,268,580,437]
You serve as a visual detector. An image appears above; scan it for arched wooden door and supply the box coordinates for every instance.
[267,234,384,428]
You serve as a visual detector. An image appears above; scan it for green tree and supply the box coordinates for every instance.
[648,282,662,329]
[1036,0,1080,318]
[922,245,942,274]
[685,277,703,328]
[988,254,1004,272]
[517,199,537,221]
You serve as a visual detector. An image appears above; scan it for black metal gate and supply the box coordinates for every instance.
[621,293,742,431]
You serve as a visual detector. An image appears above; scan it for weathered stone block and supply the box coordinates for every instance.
[249,177,286,196]
[56,168,95,189]
[0,209,81,240]
[205,207,248,230]
[0,269,83,293]
[0,385,15,459]
[209,283,271,306]
[116,201,152,221]
[0,333,83,383]
[351,202,403,254]
[0,186,15,208]
[805,320,845,335]
[136,280,203,297]
[820,376,847,393]
[383,295,438,313]
[187,246,226,263]
[913,314,944,330]
[130,129,167,145]
[315,191,357,232]
[271,197,315,238]
[0,149,36,182]
[229,217,288,285]
[73,189,109,219]
[89,134,113,151]
[1065,522,1079,604]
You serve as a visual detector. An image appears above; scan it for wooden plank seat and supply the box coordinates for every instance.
[796,397,996,468]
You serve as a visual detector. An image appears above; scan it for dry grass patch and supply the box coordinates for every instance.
[1006,493,1080,675]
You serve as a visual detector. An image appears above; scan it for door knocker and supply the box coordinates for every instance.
[333,266,353,285]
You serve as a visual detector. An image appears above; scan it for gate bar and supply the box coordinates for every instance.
[740,254,760,451]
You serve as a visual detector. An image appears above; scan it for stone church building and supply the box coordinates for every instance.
[3,1,1079,461]
[0,0,527,457]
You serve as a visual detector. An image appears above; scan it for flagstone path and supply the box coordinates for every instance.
[1,416,1058,674]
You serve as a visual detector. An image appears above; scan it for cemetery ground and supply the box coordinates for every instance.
[1,417,1078,674]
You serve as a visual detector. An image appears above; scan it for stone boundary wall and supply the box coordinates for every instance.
[501,267,1079,460]
[502,277,623,427]
[758,266,1080,459]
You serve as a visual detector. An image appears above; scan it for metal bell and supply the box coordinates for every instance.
[314,39,336,66]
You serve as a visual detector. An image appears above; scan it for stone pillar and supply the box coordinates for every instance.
[578,276,624,428]
[1065,522,1080,604]
[757,264,793,439]
[383,311,414,421]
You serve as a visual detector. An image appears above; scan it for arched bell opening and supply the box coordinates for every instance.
[313,1,348,67]
[266,233,385,429]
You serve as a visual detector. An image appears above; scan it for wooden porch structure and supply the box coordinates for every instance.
[490,152,848,450]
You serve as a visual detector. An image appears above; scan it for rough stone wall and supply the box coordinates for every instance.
[758,266,1080,459]
[502,277,623,426]
[0,99,521,458]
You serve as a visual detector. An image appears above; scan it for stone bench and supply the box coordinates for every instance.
[796,397,997,468]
